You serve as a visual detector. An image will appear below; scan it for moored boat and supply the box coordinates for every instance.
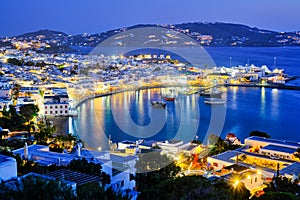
[163,97,175,101]
[151,101,166,108]
[204,98,226,105]
[199,90,223,98]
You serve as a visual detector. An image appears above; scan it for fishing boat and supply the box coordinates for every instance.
[163,96,175,101]
[204,98,226,105]
[151,101,166,108]
[161,89,176,101]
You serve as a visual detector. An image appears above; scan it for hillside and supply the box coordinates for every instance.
[1,22,300,54]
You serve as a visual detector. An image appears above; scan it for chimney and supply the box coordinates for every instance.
[76,143,81,157]
[24,142,28,159]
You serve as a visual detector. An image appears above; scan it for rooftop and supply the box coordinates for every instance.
[110,154,137,163]
[280,162,300,176]
[223,164,249,172]
[45,169,101,186]
[210,150,241,163]
[13,145,111,166]
[246,136,300,149]
[261,145,297,154]
[0,154,14,163]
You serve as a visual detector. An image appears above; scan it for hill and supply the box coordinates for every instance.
[1,22,300,54]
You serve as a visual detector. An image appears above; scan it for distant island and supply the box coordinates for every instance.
[1,22,300,54]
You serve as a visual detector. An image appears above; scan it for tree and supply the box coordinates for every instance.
[11,83,21,106]
[135,153,181,192]
[77,182,128,200]
[68,158,111,186]
[19,104,39,122]
[0,128,8,139]
[253,191,297,200]
[294,148,300,159]
[0,175,76,199]
[250,130,270,138]
[138,175,236,200]
[8,105,26,130]
[7,58,23,66]
[1,105,9,117]
[264,176,300,195]
[35,120,56,144]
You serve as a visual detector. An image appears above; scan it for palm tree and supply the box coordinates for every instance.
[11,83,21,106]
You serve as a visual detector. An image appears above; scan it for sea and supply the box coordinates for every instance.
[70,47,300,150]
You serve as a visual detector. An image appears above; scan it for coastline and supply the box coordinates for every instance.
[73,80,300,108]
[224,82,300,90]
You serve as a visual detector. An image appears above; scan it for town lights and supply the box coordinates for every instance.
[233,179,240,188]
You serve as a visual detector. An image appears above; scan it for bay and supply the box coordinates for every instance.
[70,47,300,149]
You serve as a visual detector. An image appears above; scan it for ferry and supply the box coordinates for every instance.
[204,98,226,105]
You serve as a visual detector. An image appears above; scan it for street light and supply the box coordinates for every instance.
[233,179,240,188]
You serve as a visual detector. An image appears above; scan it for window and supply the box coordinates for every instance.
[55,111,58,114]
[65,110,68,113]
[60,111,62,114]
[45,106,47,109]
[213,162,218,167]
[45,111,47,114]
[55,106,58,109]
[50,106,52,109]
[50,111,52,114]
[255,177,257,183]
[65,105,68,109]
[60,105,63,109]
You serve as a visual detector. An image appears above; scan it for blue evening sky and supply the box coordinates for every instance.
[0,0,299,36]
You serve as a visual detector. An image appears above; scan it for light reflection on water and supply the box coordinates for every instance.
[72,87,300,149]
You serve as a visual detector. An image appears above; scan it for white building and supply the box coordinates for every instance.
[156,140,191,157]
[221,165,265,194]
[244,136,299,160]
[245,136,300,150]
[43,94,70,116]
[13,144,137,195]
[0,88,10,98]
[0,154,17,181]
[44,102,69,116]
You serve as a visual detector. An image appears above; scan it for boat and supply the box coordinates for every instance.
[204,98,226,105]
[163,97,175,101]
[151,101,166,108]
[199,90,223,98]
[161,89,176,101]
[178,88,198,95]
